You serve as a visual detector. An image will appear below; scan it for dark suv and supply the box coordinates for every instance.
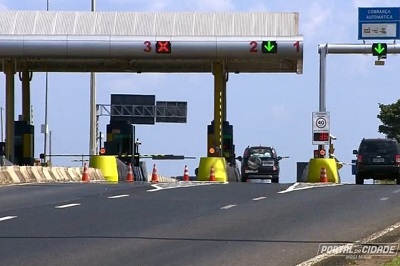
[238,146,284,183]
[353,138,400,185]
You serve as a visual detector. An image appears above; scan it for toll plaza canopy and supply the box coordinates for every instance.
[0,11,303,73]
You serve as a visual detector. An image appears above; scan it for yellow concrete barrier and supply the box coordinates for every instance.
[89,155,118,183]
[196,157,227,182]
[306,158,340,183]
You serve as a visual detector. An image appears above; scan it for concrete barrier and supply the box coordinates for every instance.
[306,158,340,183]
[0,164,176,185]
[196,157,228,182]
[0,166,106,185]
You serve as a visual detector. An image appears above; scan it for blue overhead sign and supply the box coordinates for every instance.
[359,7,400,21]
[358,7,400,40]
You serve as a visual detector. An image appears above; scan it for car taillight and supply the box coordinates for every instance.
[396,154,400,165]
[273,165,277,171]
[357,155,363,163]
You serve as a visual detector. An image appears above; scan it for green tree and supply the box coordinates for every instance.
[377,99,400,142]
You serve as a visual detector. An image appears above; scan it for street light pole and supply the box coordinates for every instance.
[43,0,50,164]
[89,0,97,157]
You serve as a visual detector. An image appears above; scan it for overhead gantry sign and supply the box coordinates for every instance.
[0,11,303,163]
[0,35,303,73]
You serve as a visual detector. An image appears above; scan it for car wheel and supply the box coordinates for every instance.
[241,175,248,182]
[272,176,279,183]
[396,176,400,185]
[355,174,364,185]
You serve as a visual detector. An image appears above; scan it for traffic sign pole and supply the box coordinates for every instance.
[318,44,327,154]
[313,7,400,158]
[319,44,327,113]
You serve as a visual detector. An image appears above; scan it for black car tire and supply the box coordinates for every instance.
[355,174,364,185]
[272,176,279,183]
[396,176,400,185]
[241,175,247,182]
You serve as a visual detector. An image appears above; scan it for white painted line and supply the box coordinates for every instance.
[278,183,300,193]
[252,197,266,201]
[221,204,236,210]
[147,184,163,192]
[278,183,343,194]
[0,216,17,222]
[108,194,129,199]
[296,221,400,266]
[380,197,389,201]
[393,189,400,194]
[55,203,81,209]
[147,182,223,192]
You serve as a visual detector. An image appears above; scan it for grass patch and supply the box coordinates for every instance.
[385,256,400,266]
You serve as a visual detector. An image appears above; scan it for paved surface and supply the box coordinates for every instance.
[0,182,399,266]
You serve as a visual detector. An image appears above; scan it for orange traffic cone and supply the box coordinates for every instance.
[320,167,328,183]
[209,166,216,181]
[151,164,159,183]
[126,163,134,182]
[183,165,189,181]
[82,162,89,182]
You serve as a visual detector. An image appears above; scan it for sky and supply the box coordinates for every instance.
[1,0,400,184]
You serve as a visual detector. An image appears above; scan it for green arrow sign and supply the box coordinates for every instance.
[372,43,387,56]
[264,41,274,51]
[374,43,385,54]
[262,41,277,53]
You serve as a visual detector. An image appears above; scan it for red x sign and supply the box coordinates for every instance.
[156,41,171,53]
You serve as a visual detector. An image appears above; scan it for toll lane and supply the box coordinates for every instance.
[0,182,399,266]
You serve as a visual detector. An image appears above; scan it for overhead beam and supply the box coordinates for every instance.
[318,43,400,54]
[4,59,301,73]
[0,36,303,61]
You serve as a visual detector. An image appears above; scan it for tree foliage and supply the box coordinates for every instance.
[377,99,400,142]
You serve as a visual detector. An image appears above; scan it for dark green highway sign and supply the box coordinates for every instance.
[372,43,387,56]
[262,41,277,53]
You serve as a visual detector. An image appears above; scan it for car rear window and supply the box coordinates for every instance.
[248,148,273,160]
[359,140,398,155]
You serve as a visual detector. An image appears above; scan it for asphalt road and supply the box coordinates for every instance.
[0,181,399,266]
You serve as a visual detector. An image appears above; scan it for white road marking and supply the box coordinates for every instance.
[221,204,236,210]
[296,221,400,266]
[108,194,129,199]
[393,189,400,193]
[147,182,226,192]
[278,183,300,193]
[278,183,343,194]
[55,203,81,209]
[380,197,389,201]
[0,216,17,222]
[147,184,163,192]
[252,197,266,201]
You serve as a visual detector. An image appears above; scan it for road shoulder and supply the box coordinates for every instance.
[314,225,400,266]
